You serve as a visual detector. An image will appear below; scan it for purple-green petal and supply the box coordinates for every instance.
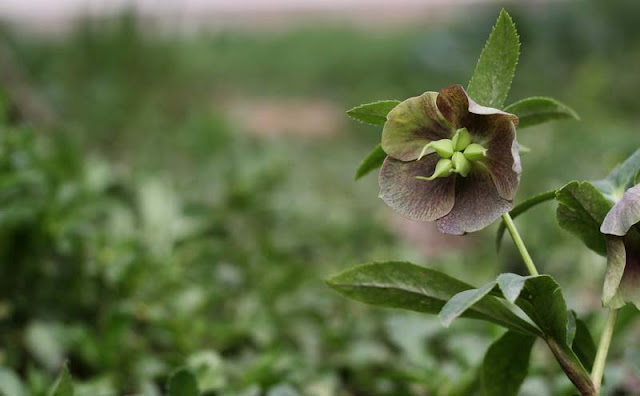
[436,170,513,235]
[381,92,452,161]
[484,122,521,200]
[600,183,640,236]
[603,236,626,308]
[603,236,640,309]
[378,155,456,222]
[436,84,519,131]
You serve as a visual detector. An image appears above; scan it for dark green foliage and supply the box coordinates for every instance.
[167,368,199,396]
[556,181,612,256]
[503,97,579,129]
[481,331,535,396]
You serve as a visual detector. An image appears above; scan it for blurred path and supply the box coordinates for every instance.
[0,0,552,34]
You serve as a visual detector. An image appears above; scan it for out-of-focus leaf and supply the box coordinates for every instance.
[346,100,400,126]
[25,322,65,372]
[481,331,535,396]
[467,9,520,108]
[187,351,226,392]
[556,181,612,256]
[0,368,25,396]
[503,97,579,129]
[592,148,640,201]
[355,144,386,180]
[47,365,73,396]
[267,384,300,396]
[326,262,540,335]
[167,368,199,396]
[496,190,557,250]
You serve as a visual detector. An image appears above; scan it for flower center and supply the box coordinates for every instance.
[415,128,487,181]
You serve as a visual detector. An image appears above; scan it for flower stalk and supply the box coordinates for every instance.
[501,212,539,276]
[591,308,619,395]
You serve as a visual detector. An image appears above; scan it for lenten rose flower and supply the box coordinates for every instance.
[600,183,640,309]
[378,84,520,235]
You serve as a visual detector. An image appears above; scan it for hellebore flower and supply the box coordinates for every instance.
[600,183,640,309]
[378,84,520,235]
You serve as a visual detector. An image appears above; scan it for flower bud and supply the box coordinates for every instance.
[416,158,453,181]
[452,128,472,151]
[463,143,487,162]
[452,152,471,177]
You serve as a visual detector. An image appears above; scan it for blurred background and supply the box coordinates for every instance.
[0,0,638,395]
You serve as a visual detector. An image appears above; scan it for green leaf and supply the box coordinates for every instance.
[503,97,579,129]
[496,190,557,250]
[326,262,540,335]
[556,181,613,256]
[346,100,400,126]
[439,281,497,327]
[481,331,536,396]
[467,9,520,108]
[593,149,640,200]
[355,144,386,180]
[168,368,200,396]
[497,273,531,303]
[47,365,73,396]
[572,316,597,372]
[493,274,595,395]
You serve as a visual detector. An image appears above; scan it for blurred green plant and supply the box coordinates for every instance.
[0,0,639,394]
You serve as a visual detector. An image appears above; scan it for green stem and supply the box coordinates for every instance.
[501,212,539,276]
[591,308,619,394]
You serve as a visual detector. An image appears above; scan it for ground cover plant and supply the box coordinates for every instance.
[328,9,639,396]
[0,0,639,395]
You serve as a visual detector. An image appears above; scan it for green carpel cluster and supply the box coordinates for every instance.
[416,128,487,181]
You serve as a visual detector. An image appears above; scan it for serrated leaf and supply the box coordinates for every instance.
[167,368,199,396]
[503,97,579,129]
[355,144,386,180]
[346,100,400,126]
[439,281,497,327]
[467,9,520,108]
[481,331,535,396]
[496,190,557,251]
[47,365,73,396]
[326,262,540,335]
[556,181,612,256]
